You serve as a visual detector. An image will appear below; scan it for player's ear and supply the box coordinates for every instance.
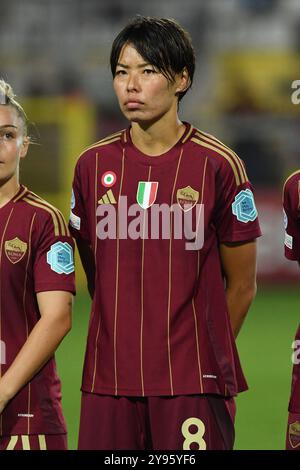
[20,136,30,159]
[175,68,190,95]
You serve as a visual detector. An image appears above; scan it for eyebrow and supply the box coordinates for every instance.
[116,62,152,69]
[0,125,18,130]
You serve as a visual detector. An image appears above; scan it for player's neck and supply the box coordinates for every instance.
[0,177,20,208]
[130,117,186,156]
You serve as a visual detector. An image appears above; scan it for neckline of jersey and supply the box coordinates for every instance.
[122,122,195,167]
[0,184,27,211]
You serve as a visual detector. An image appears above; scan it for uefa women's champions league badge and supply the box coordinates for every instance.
[70,189,75,210]
[47,242,74,274]
[232,189,258,223]
[283,209,288,229]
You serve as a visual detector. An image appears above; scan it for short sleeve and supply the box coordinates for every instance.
[69,158,91,244]
[214,159,261,243]
[283,178,300,260]
[34,212,76,294]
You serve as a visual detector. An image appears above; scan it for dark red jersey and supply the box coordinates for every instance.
[0,186,75,436]
[70,123,261,397]
[283,171,300,412]
[283,170,300,260]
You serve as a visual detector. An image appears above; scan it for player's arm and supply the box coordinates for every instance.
[76,238,96,299]
[283,175,300,261]
[220,240,257,339]
[69,159,95,298]
[0,290,72,414]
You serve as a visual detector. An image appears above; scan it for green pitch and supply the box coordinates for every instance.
[56,287,299,450]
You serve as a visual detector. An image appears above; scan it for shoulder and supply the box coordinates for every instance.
[21,190,69,237]
[76,129,125,167]
[283,169,300,197]
[190,128,248,186]
[283,169,300,214]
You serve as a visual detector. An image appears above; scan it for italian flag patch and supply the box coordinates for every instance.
[136,182,158,209]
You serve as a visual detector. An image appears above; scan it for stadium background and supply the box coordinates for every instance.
[1,0,300,449]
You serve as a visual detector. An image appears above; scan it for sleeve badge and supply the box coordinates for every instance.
[47,241,74,274]
[232,189,258,223]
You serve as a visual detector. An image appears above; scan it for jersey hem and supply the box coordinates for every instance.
[80,384,248,397]
[220,228,262,243]
[0,427,67,437]
[35,283,76,295]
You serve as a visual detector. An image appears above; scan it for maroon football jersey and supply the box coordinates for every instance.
[283,171,300,412]
[70,123,261,397]
[0,185,75,436]
[283,170,300,260]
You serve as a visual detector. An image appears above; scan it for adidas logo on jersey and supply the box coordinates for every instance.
[98,189,117,205]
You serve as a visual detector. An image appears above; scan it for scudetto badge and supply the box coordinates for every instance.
[177,186,199,212]
[137,182,158,209]
[5,237,28,264]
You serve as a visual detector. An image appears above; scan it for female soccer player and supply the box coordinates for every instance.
[283,170,300,450]
[70,16,261,450]
[0,80,75,450]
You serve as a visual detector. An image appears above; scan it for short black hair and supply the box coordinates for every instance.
[110,16,195,102]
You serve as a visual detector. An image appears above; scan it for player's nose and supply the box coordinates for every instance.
[126,72,140,92]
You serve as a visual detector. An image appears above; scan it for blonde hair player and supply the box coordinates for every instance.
[0,79,75,450]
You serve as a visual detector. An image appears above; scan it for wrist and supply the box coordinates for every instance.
[0,380,15,405]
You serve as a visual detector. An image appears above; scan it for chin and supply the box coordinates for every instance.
[124,111,142,121]
[126,114,157,126]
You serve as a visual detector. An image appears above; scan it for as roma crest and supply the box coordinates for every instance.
[289,421,300,449]
[5,237,28,264]
[177,186,199,212]
[137,182,158,209]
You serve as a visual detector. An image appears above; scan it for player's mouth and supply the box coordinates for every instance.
[125,100,144,109]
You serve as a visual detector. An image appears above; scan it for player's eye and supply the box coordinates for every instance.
[143,68,156,75]
[5,132,14,139]
[0,131,15,141]
[115,69,127,76]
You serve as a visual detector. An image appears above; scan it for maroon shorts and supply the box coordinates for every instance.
[78,393,236,450]
[286,412,300,450]
[0,433,67,450]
